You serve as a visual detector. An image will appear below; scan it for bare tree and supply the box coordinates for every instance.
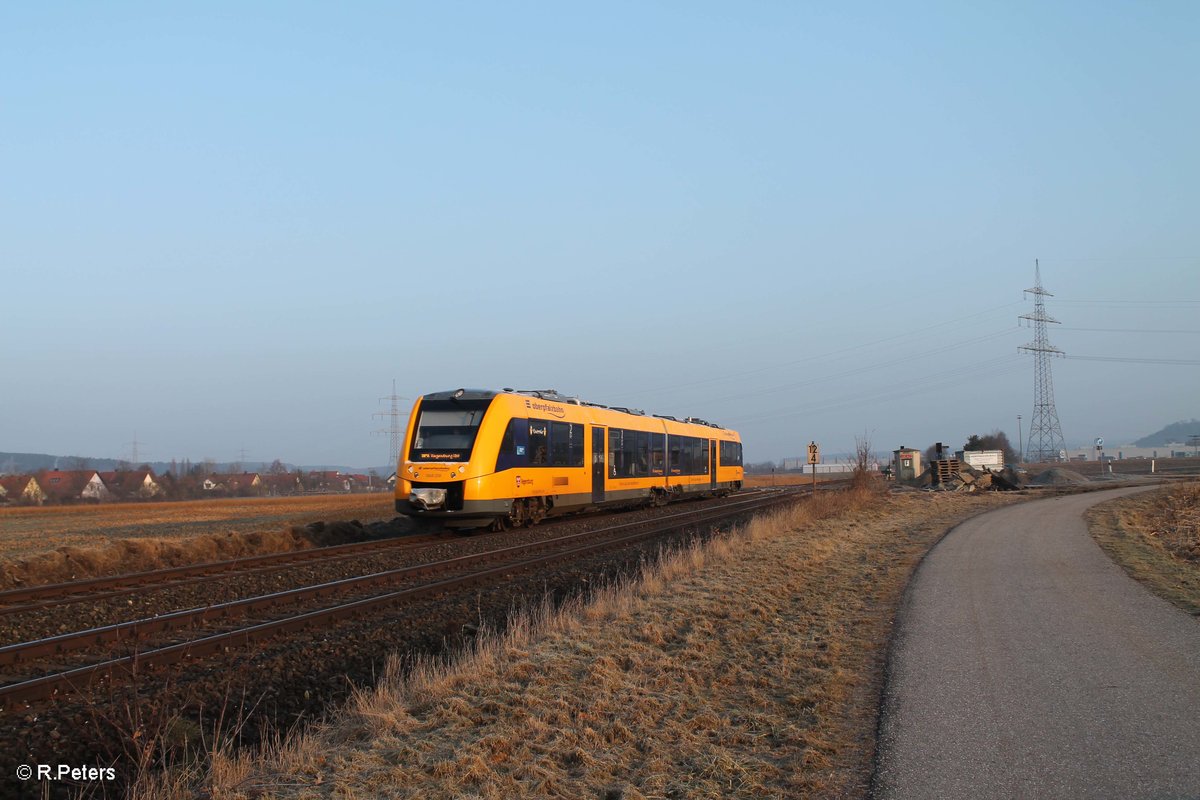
[853,431,879,490]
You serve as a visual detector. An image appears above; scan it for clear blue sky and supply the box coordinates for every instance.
[2,2,1197,469]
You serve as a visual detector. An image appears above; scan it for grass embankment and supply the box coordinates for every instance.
[742,473,848,489]
[1086,481,1200,616]
[149,486,1019,800]
[0,493,395,589]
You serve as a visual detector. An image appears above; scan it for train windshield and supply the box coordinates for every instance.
[409,399,491,461]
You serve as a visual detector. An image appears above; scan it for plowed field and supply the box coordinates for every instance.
[0,494,396,561]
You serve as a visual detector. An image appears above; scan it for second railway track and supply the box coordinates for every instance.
[0,489,802,711]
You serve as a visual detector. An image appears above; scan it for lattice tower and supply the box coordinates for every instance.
[1019,260,1067,462]
[373,380,409,469]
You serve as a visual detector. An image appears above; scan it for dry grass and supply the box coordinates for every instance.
[0,494,394,589]
[742,473,848,488]
[149,485,1019,800]
[1086,482,1200,616]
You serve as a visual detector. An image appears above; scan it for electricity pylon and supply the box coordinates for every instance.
[1019,260,1067,462]
[373,380,409,469]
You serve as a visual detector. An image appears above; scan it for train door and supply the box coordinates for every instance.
[592,427,606,503]
[709,440,717,490]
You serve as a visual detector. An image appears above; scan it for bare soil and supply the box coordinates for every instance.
[0,494,396,589]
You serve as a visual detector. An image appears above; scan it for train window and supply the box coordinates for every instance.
[495,418,528,472]
[500,420,515,455]
[651,433,665,475]
[668,436,682,475]
[528,421,548,465]
[622,430,637,477]
[568,423,585,467]
[409,399,491,460]
[691,438,705,474]
[606,428,651,478]
[701,439,710,473]
[550,422,571,466]
[635,431,649,476]
[720,440,743,467]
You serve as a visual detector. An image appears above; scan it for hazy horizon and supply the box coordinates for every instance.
[3,3,1197,467]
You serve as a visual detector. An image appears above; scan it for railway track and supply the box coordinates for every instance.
[0,530,448,615]
[0,489,800,711]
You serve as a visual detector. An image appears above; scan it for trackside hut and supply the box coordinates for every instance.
[892,447,922,482]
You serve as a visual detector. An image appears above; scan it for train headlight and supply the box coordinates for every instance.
[458,466,465,474]
[406,466,414,475]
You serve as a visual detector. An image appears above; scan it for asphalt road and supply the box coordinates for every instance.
[873,486,1200,799]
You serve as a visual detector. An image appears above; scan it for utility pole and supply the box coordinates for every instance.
[1020,260,1067,463]
[1016,415,1022,464]
[374,380,409,470]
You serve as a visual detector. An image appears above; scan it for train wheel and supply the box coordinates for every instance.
[526,497,548,525]
[505,500,528,529]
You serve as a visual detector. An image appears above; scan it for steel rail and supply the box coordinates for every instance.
[0,492,783,667]
[0,490,799,710]
[0,532,447,614]
[0,489,778,616]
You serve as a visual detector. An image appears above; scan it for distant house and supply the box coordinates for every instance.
[0,475,47,505]
[308,471,351,492]
[204,473,264,496]
[37,470,111,502]
[262,473,302,496]
[98,469,163,500]
[348,474,376,492]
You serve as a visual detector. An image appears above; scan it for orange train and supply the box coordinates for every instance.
[395,388,743,529]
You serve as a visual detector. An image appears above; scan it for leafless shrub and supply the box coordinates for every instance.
[852,431,882,491]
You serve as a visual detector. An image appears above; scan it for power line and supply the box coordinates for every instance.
[723,354,1025,426]
[1065,355,1200,366]
[1059,326,1200,334]
[700,327,1021,409]
[1055,299,1200,306]
[621,301,1025,400]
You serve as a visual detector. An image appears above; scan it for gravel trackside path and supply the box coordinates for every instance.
[873,486,1200,799]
